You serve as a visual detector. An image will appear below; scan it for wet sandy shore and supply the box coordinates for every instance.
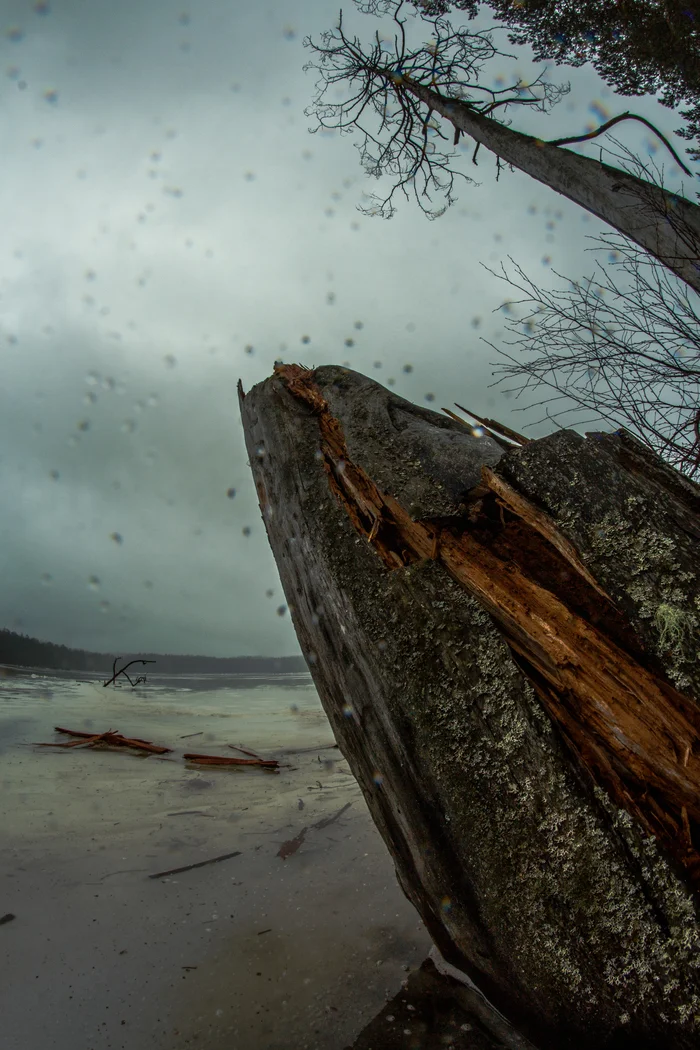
[0,667,433,1050]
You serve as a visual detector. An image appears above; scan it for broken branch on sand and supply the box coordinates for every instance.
[277,827,308,860]
[276,803,354,860]
[35,727,173,755]
[148,849,242,879]
[184,752,280,770]
[227,743,267,758]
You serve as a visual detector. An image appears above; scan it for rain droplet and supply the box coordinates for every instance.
[226,487,236,499]
[88,575,100,590]
[110,532,123,545]
[276,605,287,617]
[164,354,177,368]
[242,526,251,537]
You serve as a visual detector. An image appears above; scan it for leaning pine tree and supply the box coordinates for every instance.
[303,0,700,296]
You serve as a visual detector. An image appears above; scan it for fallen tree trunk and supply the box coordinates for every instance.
[238,363,700,1050]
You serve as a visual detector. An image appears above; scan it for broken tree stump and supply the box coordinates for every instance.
[238,363,700,1050]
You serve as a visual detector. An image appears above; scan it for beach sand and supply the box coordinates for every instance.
[0,666,434,1050]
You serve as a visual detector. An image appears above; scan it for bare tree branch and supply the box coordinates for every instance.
[304,0,700,299]
[480,138,700,480]
[303,0,569,218]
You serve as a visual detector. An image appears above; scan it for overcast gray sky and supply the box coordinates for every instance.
[0,0,694,657]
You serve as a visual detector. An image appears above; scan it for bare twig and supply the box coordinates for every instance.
[480,137,700,482]
[103,657,156,688]
[303,0,570,219]
[148,850,242,879]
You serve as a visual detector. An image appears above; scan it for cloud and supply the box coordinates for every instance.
[1,0,692,655]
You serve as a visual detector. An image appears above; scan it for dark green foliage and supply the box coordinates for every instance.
[0,627,306,674]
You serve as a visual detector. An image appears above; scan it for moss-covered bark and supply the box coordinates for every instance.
[239,364,700,1050]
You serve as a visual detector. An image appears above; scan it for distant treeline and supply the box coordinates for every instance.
[0,628,308,675]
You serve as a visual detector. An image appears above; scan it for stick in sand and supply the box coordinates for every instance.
[184,752,279,768]
[148,850,242,879]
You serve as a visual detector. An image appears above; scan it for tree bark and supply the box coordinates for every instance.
[239,363,700,1050]
[402,77,700,299]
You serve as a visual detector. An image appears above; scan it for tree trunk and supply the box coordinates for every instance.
[402,77,700,299]
[238,363,700,1050]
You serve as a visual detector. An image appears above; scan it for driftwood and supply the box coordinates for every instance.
[35,727,173,755]
[183,752,280,769]
[277,801,354,860]
[239,363,700,1050]
[148,850,242,880]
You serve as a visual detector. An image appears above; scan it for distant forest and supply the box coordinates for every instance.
[0,628,308,676]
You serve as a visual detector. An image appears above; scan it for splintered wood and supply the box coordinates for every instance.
[271,362,700,888]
